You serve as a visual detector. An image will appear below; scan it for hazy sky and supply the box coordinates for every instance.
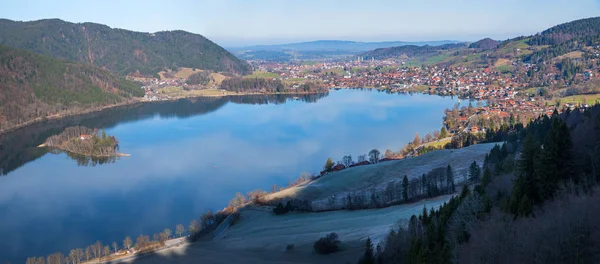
[1,0,599,46]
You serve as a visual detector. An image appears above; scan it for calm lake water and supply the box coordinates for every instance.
[0,89,471,262]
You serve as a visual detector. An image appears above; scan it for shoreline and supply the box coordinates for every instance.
[0,90,327,136]
[38,144,131,158]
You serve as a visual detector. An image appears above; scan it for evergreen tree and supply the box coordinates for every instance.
[359,237,375,264]
[402,175,409,202]
[446,165,455,192]
[518,133,542,203]
[468,161,481,183]
[440,127,448,139]
[482,167,492,187]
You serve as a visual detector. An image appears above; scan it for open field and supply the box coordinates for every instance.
[210,72,229,85]
[158,67,199,79]
[495,65,514,74]
[555,51,584,60]
[557,94,600,105]
[265,143,497,203]
[424,137,451,149]
[121,196,452,264]
[156,87,234,97]
[494,58,511,67]
[245,71,280,79]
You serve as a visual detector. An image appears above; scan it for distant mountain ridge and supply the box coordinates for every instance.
[360,43,468,60]
[0,18,251,76]
[231,40,462,52]
[229,40,462,61]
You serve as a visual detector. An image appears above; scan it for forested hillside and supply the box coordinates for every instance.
[0,19,251,76]
[0,45,143,131]
[360,43,467,60]
[361,105,600,264]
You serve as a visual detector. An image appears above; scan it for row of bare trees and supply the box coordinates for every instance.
[25,214,222,264]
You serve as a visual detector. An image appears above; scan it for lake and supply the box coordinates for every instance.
[0,89,471,262]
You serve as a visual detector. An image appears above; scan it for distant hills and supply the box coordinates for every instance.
[229,40,462,61]
[0,19,251,76]
[359,16,600,69]
[0,44,143,131]
[468,38,500,50]
[360,43,468,60]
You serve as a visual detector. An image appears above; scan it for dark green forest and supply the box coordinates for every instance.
[0,45,143,131]
[0,18,252,76]
[362,105,600,263]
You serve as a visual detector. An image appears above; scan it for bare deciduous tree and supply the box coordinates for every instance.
[85,247,91,261]
[103,245,111,259]
[90,241,103,260]
[123,236,132,250]
[188,219,199,235]
[342,155,353,167]
[176,224,184,237]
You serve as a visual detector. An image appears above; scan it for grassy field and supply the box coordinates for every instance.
[555,51,584,60]
[265,143,497,203]
[494,58,511,67]
[158,67,199,79]
[557,94,600,105]
[412,85,431,92]
[157,87,234,97]
[210,72,229,85]
[126,195,453,264]
[424,137,451,149]
[245,71,280,79]
[495,65,514,74]
[497,38,532,57]
[283,78,308,85]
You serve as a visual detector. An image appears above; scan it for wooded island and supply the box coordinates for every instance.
[41,126,126,157]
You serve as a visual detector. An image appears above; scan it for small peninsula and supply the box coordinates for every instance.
[41,126,128,157]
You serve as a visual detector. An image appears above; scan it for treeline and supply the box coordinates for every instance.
[220,77,285,93]
[361,43,467,60]
[527,16,600,46]
[220,77,325,93]
[26,209,231,264]
[185,71,213,85]
[359,104,600,263]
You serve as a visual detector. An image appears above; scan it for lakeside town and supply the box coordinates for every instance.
[129,42,600,136]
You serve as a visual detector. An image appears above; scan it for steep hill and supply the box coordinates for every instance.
[0,19,251,76]
[0,45,143,131]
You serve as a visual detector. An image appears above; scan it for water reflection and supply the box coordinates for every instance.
[0,90,467,263]
[0,93,327,175]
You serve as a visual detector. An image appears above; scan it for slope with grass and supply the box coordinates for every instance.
[265,143,497,205]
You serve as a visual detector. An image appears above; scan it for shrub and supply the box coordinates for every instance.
[229,212,241,226]
[313,232,340,254]
[273,202,289,215]
[273,201,296,215]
